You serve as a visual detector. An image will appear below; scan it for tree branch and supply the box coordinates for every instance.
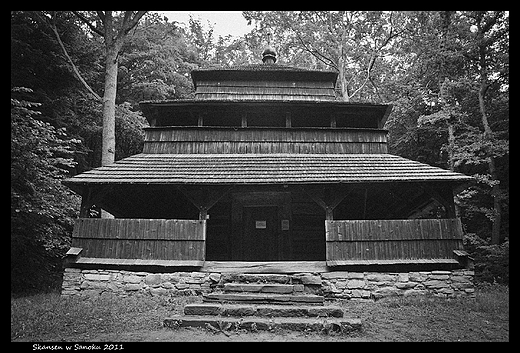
[72,11,104,36]
[121,11,147,37]
[49,12,102,102]
[295,31,338,70]
[369,76,383,102]
[349,53,378,99]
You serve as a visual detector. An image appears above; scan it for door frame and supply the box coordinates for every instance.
[231,191,292,261]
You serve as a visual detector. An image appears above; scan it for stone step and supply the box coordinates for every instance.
[164,315,362,334]
[184,303,344,318]
[221,273,293,284]
[220,273,322,286]
[203,292,324,305]
[223,283,304,294]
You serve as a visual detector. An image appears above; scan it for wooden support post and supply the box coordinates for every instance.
[325,207,334,221]
[178,185,234,219]
[199,207,208,221]
[79,187,93,218]
[197,113,204,127]
[362,187,368,219]
[420,184,457,218]
[330,114,337,128]
[79,186,111,218]
[300,185,352,221]
[285,112,292,128]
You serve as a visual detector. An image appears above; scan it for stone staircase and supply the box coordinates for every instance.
[163,273,362,335]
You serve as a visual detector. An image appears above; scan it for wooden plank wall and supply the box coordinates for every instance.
[195,80,336,101]
[143,128,388,154]
[71,218,206,261]
[325,219,463,263]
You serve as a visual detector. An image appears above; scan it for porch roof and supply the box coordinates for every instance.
[63,153,473,194]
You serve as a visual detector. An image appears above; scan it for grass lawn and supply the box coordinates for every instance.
[11,283,508,342]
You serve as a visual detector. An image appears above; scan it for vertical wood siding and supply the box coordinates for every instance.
[195,80,336,101]
[71,219,205,261]
[325,219,463,264]
[143,127,388,154]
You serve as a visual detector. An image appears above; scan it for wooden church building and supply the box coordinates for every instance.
[62,46,474,299]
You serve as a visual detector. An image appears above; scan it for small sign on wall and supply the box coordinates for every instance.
[281,219,290,231]
[255,220,267,229]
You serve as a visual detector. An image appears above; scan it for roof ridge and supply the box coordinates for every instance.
[194,62,336,74]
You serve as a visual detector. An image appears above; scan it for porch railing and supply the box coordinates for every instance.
[69,218,464,267]
[71,218,206,262]
[325,218,464,266]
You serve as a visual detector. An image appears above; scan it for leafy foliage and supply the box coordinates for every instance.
[11,87,81,294]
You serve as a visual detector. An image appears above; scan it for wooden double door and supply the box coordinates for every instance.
[242,206,279,261]
[231,191,292,261]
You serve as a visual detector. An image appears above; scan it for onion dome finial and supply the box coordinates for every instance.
[262,32,277,64]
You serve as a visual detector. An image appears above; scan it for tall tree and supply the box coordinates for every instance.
[388,11,508,244]
[73,11,147,166]
[243,11,409,102]
[464,11,508,244]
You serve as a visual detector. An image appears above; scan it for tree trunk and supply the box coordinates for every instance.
[478,82,501,244]
[101,45,119,166]
[338,63,349,102]
[475,19,502,244]
[99,45,118,220]
[70,11,146,219]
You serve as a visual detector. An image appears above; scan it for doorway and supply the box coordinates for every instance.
[242,206,279,261]
[230,190,291,261]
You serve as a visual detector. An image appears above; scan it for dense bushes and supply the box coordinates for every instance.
[464,233,509,284]
[11,87,81,295]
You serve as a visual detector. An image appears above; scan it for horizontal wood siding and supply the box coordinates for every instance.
[143,128,387,154]
[325,219,463,264]
[71,218,205,261]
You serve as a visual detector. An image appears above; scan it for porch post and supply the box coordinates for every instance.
[199,207,208,221]
[79,187,92,218]
[178,185,233,220]
[79,186,111,218]
[325,207,334,221]
[300,185,352,220]
[420,183,457,218]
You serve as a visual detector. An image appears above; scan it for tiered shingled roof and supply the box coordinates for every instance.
[63,153,472,193]
[64,47,472,191]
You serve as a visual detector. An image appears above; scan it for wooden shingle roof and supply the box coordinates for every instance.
[63,153,473,193]
[191,63,338,86]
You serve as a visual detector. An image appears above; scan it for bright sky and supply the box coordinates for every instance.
[157,11,253,40]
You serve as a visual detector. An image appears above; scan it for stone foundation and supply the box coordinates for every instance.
[321,270,475,299]
[61,268,475,300]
